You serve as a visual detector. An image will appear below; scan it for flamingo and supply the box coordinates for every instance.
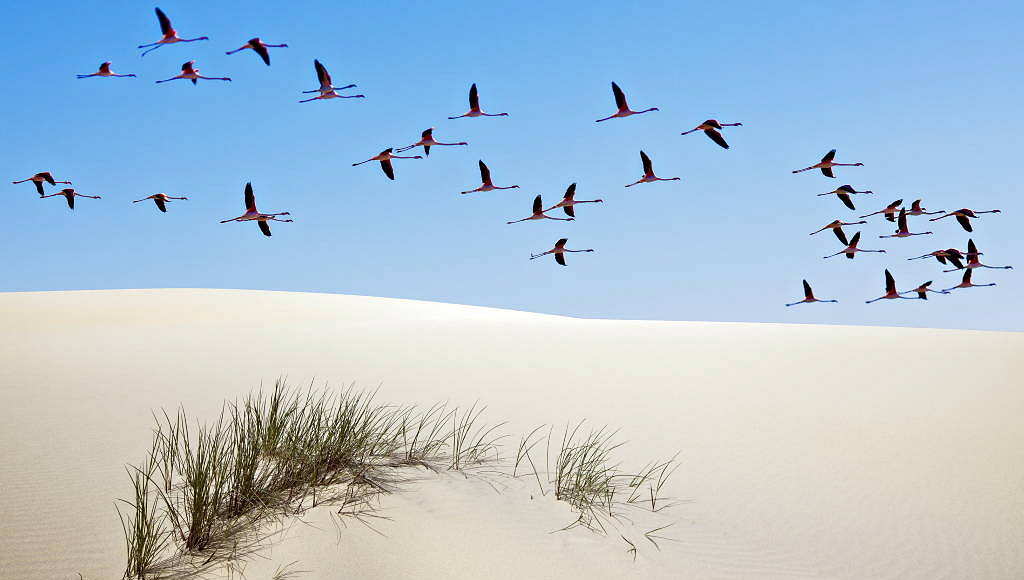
[544,183,603,217]
[507,195,575,224]
[817,185,872,210]
[77,62,136,79]
[352,148,421,180]
[156,61,231,84]
[448,83,508,119]
[219,182,291,237]
[823,231,886,259]
[132,193,188,213]
[594,82,658,122]
[908,248,971,270]
[226,38,288,66]
[944,239,1013,272]
[900,281,948,300]
[905,199,943,216]
[860,199,904,222]
[929,208,1002,232]
[299,60,363,102]
[40,188,100,210]
[137,7,209,57]
[942,269,997,293]
[879,208,933,238]
[865,269,912,303]
[530,238,594,265]
[12,172,71,196]
[785,280,838,307]
[625,151,680,187]
[460,161,519,194]
[680,120,742,149]
[809,220,865,246]
[792,149,864,178]
[396,128,467,156]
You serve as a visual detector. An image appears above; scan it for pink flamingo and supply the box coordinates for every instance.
[860,199,904,222]
[226,38,288,66]
[155,61,231,84]
[809,219,867,246]
[929,208,1002,232]
[905,199,943,216]
[942,269,997,293]
[792,149,864,178]
[817,185,872,210]
[461,161,519,194]
[908,248,972,270]
[680,119,743,149]
[219,182,292,237]
[352,148,422,180]
[625,151,680,187]
[823,231,886,259]
[879,208,933,238]
[448,83,508,119]
[595,82,658,122]
[133,193,188,213]
[137,7,209,57]
[507,195,575,224]
[544,183,603,217]
[12,172,71,196]
[944,239,1012,272]
[865,270,912,303]
[900,281,948,300]
[396,128,467,156]
[530,238,594,266]
[77,62,136,79]
[299,60,363,102]
[785,280,838,307]
[41,188,100,210]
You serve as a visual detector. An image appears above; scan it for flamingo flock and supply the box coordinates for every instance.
[10,4,1011,307]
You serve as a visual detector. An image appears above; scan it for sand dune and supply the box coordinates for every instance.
[1,289,1021,579]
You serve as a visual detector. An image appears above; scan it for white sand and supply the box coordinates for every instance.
[0,289,1021,579]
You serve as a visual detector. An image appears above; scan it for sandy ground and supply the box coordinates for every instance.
[1,289,1022,580]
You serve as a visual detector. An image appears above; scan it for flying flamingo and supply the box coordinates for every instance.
[137,7,209,57]
[900,281,948,300]
[625,151,680,187]
[865,270,911,303]
[944,239,1013,272]
[942,269,997,293]
[680,120,742,149]
[219,182,291,237]
[544,183,603,217]
[785,280,838,307]
[40,188,100,210]
[817,185,872,210]
[809,219,865,246]
[908,248,971,270]
[132,193,188,213]
[460,161,519,194]
[396,128,467,156]
[448,83,508,119]
[792,149,864,178]
[12,172,71,196]
[594,82,658,122]
[226,38,288,65]
[823,231,886,259]
[507,195,575,224]
[879,208,933,238]
[860,199,904,222]
[77,62,136,79]
[156,61,231,84]
[299,60,363,102]
[530,238,594,265]
[929,208,1002,232]
[905,199,943,216]
[352,148,421,180]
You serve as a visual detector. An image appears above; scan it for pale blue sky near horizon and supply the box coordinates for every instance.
[3,0,1022,330]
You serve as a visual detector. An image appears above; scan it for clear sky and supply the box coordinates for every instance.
[3,0,1022,330]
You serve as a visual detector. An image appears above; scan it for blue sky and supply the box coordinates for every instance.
[3,0,1022,330]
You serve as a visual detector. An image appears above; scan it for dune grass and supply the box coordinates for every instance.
[117,380,678,578]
